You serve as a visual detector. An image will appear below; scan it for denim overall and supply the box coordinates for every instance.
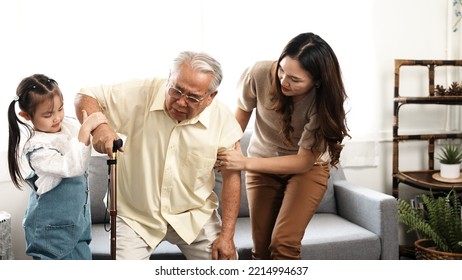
[23,173,92,260]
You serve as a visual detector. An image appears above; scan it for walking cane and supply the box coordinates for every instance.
[107,139,123,260]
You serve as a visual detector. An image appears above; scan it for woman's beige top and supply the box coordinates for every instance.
[237,60,329,163]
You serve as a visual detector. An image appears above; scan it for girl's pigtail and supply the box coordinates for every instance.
[7,99,27,189]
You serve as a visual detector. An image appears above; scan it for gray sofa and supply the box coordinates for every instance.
[88,129,399,260]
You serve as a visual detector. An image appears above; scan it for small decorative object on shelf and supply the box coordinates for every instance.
[398,189,462,259]
[436,144,462,179]
[435,82,462,96]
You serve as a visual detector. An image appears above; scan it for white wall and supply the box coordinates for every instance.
[0,0,460,259]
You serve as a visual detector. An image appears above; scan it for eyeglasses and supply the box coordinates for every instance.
[167,86,208,104]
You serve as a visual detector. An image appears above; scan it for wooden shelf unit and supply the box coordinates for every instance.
[392,59,462,198]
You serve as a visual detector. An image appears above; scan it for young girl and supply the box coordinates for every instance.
[7,74,107,259]
[216,32,350,259]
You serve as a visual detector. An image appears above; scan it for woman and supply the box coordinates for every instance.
[216,32,350,259]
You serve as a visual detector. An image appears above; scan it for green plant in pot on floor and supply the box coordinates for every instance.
[437,144,462,179]
[398,189,462,259]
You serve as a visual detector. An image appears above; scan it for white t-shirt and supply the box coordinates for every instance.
[24,117,91,195]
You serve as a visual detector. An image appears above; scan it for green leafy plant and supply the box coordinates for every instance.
[436,144,462,164]
[398,189,462,253]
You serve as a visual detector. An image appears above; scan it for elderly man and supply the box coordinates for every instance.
[74,51,242,260]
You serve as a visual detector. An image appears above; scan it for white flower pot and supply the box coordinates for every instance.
[440,163,461,179]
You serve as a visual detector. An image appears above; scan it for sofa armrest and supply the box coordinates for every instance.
[334,180,398,260]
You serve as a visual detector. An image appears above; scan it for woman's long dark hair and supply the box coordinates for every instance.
[271,32,350,166]
[8,74,62,189]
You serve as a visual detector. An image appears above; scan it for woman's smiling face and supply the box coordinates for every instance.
[278,56,316,102]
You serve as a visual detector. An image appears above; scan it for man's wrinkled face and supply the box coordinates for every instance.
[165,64,216,122]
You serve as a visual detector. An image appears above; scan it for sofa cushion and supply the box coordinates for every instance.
[301,213,381,259]
[315,166,346,214]
[315,177,336,214]
[90,223,112,259]
[89,155,110,224]
[233,217,253,259]
[214,171,249,217]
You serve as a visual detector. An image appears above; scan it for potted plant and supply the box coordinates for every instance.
[398,189,462,259]
[436,144,462,179]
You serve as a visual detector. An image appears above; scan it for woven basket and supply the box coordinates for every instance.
[415,239,462,260]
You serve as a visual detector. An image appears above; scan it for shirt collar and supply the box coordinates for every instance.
[185,98,214,128]
[150,80,167,112]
